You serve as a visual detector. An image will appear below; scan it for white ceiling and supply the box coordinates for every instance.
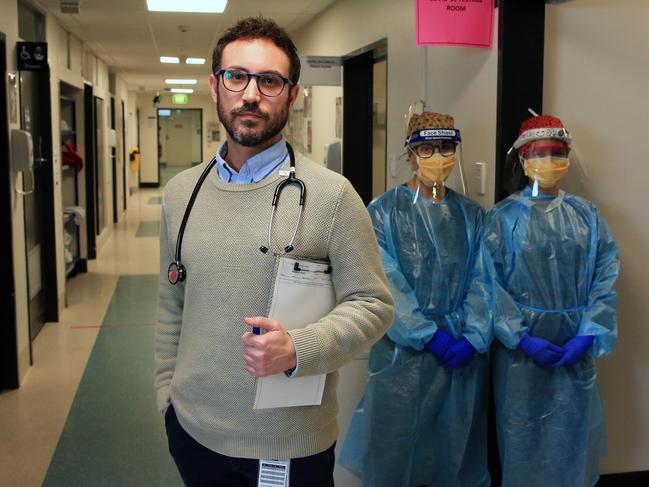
[37,0,337,93]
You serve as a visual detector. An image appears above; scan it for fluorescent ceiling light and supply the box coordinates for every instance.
[147,0,227,13]
[186,57,206,65]
[160,56,180,64]
[171,88,194,93]
[165,79,197,85]
[158,109,171,116]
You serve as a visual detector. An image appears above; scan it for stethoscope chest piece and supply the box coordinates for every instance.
[168,262,186,285]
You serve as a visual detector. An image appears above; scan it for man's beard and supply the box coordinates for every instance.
[217,97,290,147]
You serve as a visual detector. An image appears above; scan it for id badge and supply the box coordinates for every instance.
[258,459,290,487]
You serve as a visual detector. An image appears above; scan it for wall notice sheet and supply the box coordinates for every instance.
[253,257,336,409]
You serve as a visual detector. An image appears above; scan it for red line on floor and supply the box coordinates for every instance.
[70,323,157,329]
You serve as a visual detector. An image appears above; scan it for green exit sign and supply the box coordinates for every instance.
[172,94,189,104]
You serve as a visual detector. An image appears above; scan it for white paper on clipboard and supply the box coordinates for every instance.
[253,256,336,409]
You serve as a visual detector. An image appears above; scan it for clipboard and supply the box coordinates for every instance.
[253,256,336,409]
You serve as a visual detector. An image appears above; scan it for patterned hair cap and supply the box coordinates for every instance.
[407,112,455,136]
[514,114,571,152]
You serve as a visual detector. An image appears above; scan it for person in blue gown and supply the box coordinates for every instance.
[483,115,620,487]
[339,112,492,487]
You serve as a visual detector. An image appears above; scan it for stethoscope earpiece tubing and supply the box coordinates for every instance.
[263,142,305,257]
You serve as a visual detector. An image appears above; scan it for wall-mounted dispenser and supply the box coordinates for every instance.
[11,129,35,195]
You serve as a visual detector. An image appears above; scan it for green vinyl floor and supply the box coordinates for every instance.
[42,275,182,486]
[135,221,160,238]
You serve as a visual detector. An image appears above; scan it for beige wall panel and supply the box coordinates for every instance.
[544,0,649,474]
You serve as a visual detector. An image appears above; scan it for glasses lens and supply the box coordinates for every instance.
[415,145,434,158]
[439,142,456,157]
[414,143,456,157]
[257,74,285,97]
[222,70,249,92]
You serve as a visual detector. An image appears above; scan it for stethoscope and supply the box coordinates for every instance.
[167,142,306,285]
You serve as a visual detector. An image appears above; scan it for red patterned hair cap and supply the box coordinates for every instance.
[514,114,572,152]
[519,115,565,134]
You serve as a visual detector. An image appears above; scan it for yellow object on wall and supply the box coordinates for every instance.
[129,147,141,172]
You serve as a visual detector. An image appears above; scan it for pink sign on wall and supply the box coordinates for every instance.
[416,0,495,49]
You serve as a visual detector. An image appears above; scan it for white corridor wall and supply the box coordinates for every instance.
[293,0,499,209]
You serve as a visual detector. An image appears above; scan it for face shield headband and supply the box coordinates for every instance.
[513,127,572,151]
[405,128,462,146]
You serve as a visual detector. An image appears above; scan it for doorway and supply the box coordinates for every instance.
[83,83,97,258]
[17,2,59,339]
[342,39,388,205]
[157,108,202,186]
[19,69,58,338]
[94,96,106,235]
[0,32,19,388]
[121,99,127,210]
[110,96,117,223]
[372,59,387,199]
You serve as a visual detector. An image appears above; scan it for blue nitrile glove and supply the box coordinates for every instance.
[553,335,595,367]
[518,333,564,367]
[425,329,455,358]
[442,336,477,368]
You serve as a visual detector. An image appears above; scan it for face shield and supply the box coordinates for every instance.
[402,106,467,203]
[503,122,588,197]
[407,129,467,196]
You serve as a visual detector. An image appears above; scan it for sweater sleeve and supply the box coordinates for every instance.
[154,204,185,411]
[287,180,395,377]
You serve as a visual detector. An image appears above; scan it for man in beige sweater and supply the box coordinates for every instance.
[155,17,394,486]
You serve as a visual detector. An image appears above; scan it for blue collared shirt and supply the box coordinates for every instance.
[215,137,289,184]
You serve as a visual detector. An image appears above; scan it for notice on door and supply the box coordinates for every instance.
[416,0,495,49]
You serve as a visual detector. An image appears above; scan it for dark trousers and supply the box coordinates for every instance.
[165,405,336,487]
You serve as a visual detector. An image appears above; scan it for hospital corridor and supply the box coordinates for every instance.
[1,1,649,486]
[1,175,185,486]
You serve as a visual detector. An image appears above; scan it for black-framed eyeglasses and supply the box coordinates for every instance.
[216,68,293,97]
[410,142,457,158]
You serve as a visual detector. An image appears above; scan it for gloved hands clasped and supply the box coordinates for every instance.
[426,329,477,368]
[518,333,594,368]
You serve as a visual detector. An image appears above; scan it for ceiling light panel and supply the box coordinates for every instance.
[186,57,206,65]
[147,0,228,13]
[165,79,198,84]
[171,88,194,93]
[160,56,180,64]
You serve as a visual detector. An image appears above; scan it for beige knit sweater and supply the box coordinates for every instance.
[155,156,394,459]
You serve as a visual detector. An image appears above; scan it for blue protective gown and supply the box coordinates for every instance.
[482,187,619,487]
[338,185,492,487]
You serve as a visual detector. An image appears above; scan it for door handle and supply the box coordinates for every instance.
[33,157,47,169]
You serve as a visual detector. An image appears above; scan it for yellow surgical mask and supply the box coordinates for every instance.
[417,154,456,187]
[523,157,570,188]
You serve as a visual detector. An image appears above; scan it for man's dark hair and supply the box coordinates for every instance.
[212,16,301,84]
